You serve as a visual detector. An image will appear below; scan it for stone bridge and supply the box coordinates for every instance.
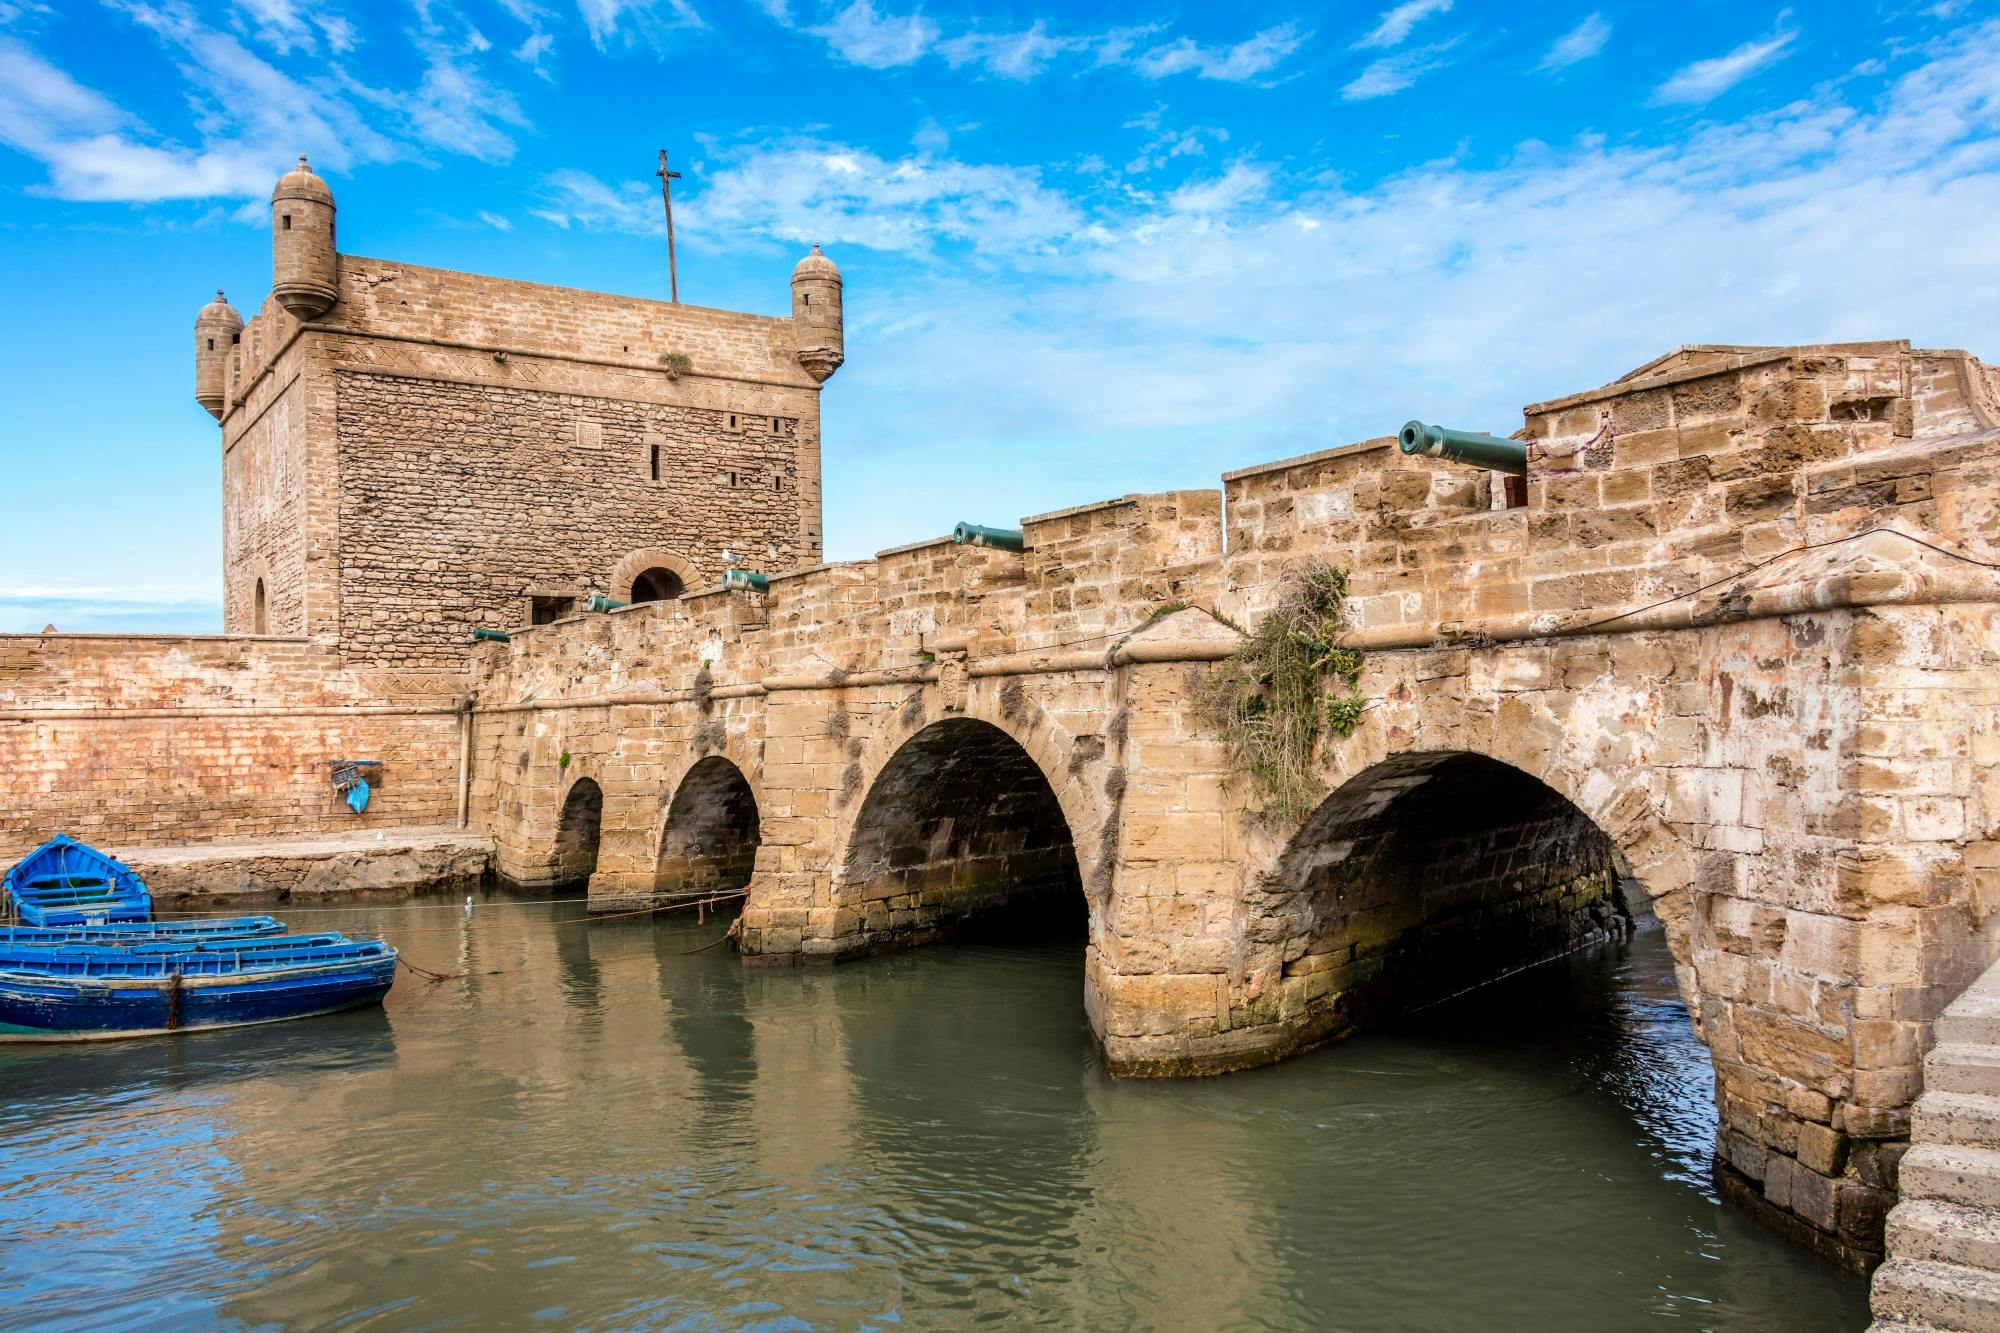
[469,341,2000,1269]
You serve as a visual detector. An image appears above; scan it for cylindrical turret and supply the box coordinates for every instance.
[271,154,338,319]
[194,290,243,419]
[790,244,843,382]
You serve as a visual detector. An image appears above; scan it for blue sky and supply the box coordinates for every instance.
[1,0,1996,632]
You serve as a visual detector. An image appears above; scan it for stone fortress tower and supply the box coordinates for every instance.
[194,156,842,668]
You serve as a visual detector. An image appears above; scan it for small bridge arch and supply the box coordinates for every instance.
[656,753,762,898]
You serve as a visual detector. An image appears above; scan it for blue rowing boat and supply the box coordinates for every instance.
[3,835,150,926]
[0,917,285,947]
[0,936,399,1041]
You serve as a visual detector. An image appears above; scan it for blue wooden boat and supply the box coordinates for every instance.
[0,917,285,947]
[0,932,348,967]
[0,936,398,1041]
[3,835,150,926]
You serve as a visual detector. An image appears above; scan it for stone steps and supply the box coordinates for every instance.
[1873,960,2000,1332]
[1871,1258,2000,1332]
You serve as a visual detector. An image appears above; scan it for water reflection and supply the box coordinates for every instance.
[0,896,1869,1331]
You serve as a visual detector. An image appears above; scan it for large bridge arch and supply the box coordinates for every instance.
[827,715,1088,955]
[1241,748,1681,1051]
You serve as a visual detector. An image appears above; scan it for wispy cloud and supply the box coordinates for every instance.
[938,23,1078,80]
[575,0,706,51]
[1134,24,1306,82]
[1355,0,1451,50]
[810,0,938,69]
[0,588,223,635]
[1654,26,1798,104]
[1540,12,1610,71]
[1342,42,1456,100]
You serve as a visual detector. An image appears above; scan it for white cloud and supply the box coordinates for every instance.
[576,0,705,50]
[1540,13,1610,71]
[1654,27,1798,104]
[1167,162,1270,215]
[1355,0,1452,50]
[1134,24,1306,82]
[1341,43,1455,100]
[938,23,1077,79]
[532,167,656,230]
[811,1,939,69]
[478,209,513,230]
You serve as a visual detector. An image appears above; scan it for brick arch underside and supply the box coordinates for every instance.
[550,776,604,889]
[835,717,1085,952]
[658,755,760,896]
[1257,750,1633,1043]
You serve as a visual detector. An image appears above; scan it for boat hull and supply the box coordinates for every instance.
[0,957,397,1042]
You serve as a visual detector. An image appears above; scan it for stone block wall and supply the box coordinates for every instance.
[212,253,830,669]
[0,633,462,860]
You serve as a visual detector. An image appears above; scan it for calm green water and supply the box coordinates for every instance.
[0,894,1868,1331]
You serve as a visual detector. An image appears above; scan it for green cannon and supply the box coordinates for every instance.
[472,627,511,643]
[1398,420,1528,476]
[723,568,770,593]
[952,522,1024,552]
[583,594,627,613]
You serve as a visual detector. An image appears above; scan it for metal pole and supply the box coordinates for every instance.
[657,148,681,304]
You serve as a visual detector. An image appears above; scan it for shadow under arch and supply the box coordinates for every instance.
[658,754,761,897]
[832,716,1085,957]
[1254,749,1645,1050]
[550,775,604,892]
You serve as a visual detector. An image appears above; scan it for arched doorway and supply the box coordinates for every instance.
[1257,750,1633,1040]
[630,567,684,603]
[552,776,604,891]
[658,756,760,897]
[836,717,1084,952]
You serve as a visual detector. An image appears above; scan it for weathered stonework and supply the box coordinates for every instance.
[10,167,2000,1276]
[461,340,2000,1269]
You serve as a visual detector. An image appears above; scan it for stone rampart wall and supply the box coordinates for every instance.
[0,633,463,860]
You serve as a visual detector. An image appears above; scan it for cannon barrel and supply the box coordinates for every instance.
[953,522,1024,552]
[1398,420,1527,476]
[723,568,770,593]
[583,594,627,613]
[472,627,511,643]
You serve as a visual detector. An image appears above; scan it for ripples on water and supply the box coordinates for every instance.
[0,895,1869,1331]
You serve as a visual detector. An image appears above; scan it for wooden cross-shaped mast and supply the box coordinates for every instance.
[656,148,682,304]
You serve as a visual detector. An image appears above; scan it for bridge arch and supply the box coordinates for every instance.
[551,774,604,891]
[829,715,1088,955]
[1244,744,1698,1053]
[656,754,762,898]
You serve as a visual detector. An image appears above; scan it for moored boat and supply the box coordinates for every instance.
[3,835,151,926]
[0,917,285,947]
[0,936,399,1041]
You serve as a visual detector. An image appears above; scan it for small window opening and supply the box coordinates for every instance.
[282,214,292,231]
[207,338,215,350]
[252,579,268,635]
[530,596,572,626]
[774,476,783,491]
[727,471,738,487]
[649,445,660,481]
[231,332,241,345]
[631,568,685,603]
[727,414,738,430]
[1504,475,1527,510]
[770,419,780,433]
[803,293,811,307]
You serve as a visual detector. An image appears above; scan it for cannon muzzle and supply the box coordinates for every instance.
[953,522,1024,552]
[1398,420,1527,476]
[583,594,628,613]
[723,568,770,593]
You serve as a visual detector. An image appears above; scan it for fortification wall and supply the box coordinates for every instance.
[331,368,812,667]
[0,633,462,860]
[221,373,308,634]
